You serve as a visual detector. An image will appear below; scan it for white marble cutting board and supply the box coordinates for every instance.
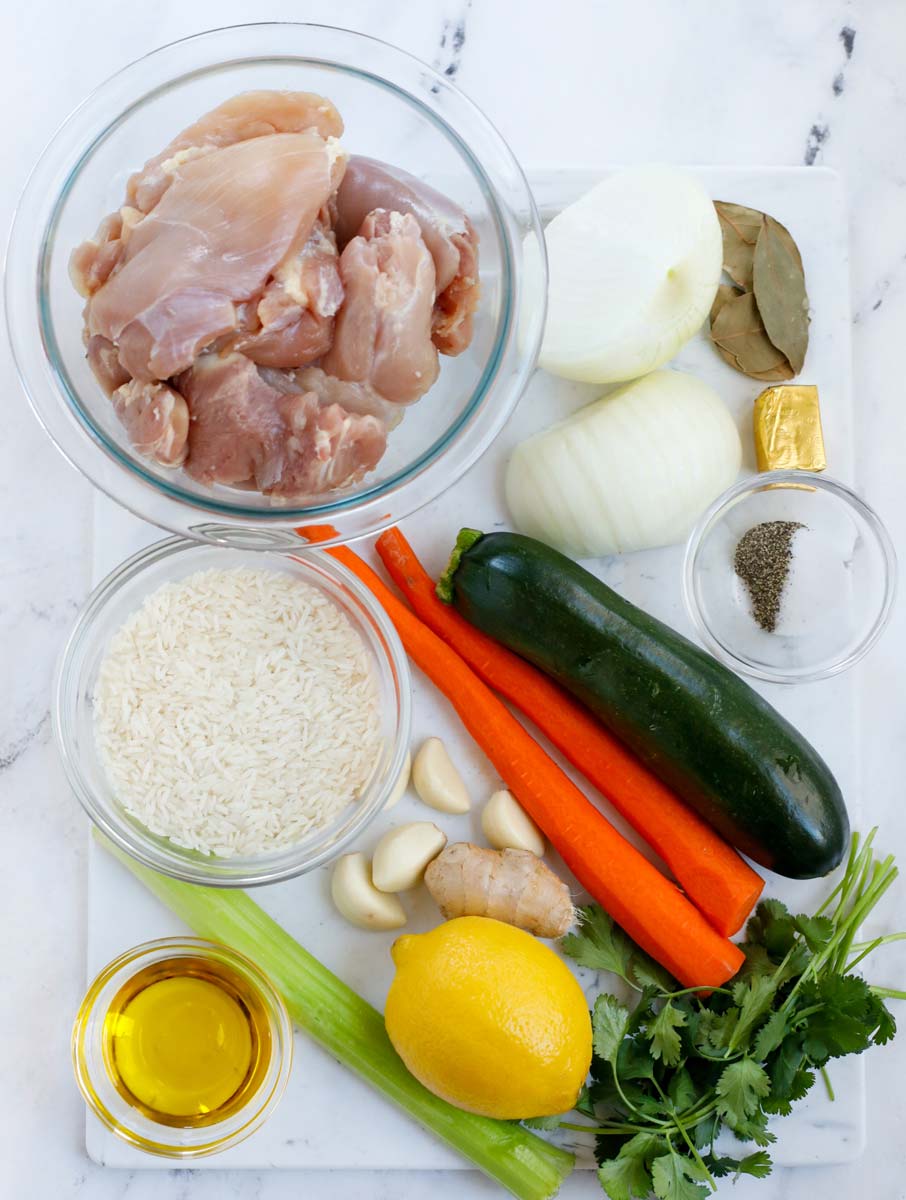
[84,166,865,1171]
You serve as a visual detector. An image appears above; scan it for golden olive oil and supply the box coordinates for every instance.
[102,955,272,1127]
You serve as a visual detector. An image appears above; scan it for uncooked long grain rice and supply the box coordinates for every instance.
[94,567,382,857]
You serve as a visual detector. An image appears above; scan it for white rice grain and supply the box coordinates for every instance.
[94,567,382,857]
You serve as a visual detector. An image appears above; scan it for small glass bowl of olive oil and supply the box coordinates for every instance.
[72,938,293,1157]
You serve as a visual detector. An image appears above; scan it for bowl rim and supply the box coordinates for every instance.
[682,469,898,684]
[53,535,412,886]
[7,22,547,549]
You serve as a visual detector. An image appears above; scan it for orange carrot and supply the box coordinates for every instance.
[375,527,764,937]
[316,539,744,989]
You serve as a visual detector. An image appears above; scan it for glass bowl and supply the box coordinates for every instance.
[683,471,897,683]
[54,536,411,885]
[6,23,545,551]
[73,937,293,1158]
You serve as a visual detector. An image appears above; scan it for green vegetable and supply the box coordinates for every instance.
[438,529,848,879]
[100,836,574,1200]
[550,829,903,1198]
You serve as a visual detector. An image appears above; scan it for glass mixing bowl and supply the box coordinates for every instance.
[684,471,897,683]
[7,23,545,550]
[54,537,411,885]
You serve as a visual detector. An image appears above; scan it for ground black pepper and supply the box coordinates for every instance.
[734,520,804,632]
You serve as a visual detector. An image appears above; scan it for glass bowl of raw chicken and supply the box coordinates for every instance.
[7,23,545,548]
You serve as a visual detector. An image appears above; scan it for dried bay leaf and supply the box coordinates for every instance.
[714,201,764,290]
[711,290,794,377]
[747,362,796,383]
[710,283,743,327]
[753,215,810,374]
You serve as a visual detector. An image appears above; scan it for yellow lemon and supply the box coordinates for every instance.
[385,916,592,1119]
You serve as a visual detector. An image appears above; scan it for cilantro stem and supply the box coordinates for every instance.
[558,1121,661,1136]
[845,936,887,974]
[609,1062,670,1127]
[660,986,734,1001]
[663,1099,717,1192]
[833,860,898,973]
[816,830,862,917]
[849,931,906,955]
[870,986,906,1000]
[820,1067,835,1101]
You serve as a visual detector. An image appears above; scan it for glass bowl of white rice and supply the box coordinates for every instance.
[54,536,411,886]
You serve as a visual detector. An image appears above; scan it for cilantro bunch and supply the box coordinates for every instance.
[546,830,906,1199]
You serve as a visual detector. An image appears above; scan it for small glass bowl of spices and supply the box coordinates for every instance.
[72,937,293,1157]
[684,471,896,683]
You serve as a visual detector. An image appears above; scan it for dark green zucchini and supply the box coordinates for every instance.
[438,529,848,879]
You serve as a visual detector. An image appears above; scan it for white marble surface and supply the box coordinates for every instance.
[2,2,906,1198]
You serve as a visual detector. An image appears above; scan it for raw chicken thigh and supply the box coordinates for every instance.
[83,131,342,380]
[334,156,480,355]
[179,352,386,497]
[324,210,439,404]
[70,91,479,499]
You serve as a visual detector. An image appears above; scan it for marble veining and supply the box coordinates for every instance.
[431,1,472,89]
[3,2,906,1198]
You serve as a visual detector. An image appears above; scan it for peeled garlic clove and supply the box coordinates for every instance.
[372,821,448,892]
[385,750,412,810]
[482,789,546,857]
[331,852,407,930]
[412,737,471,814]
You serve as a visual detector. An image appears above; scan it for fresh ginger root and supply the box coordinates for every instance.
[424,842,575,939]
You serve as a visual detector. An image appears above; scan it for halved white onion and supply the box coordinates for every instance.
[505,369,742,558]
[522,166,722,383]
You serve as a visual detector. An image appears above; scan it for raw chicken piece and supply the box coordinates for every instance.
[85,335,130,396]
[235,219,343,369]
[259,365,401,428]
[127,91,344,213]
[178,353,386,497]
[85,132,344,381]
[323,210,438,405]
[111,379,189,466]
[70,207,147,299]
[334,156,480,354]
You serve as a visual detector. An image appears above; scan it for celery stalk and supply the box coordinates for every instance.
[101,838,575,1199]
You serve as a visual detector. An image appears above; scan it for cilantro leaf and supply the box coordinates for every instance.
[616,1036,657,1083]
[521,1113,563,1131]
[697,1006,739,1052]
[726,1109,777,1147]
[745,898,792,950]
[732,975,778,1046]
[753,1008,790,1059]
[593,995,632,1064]
[630,956,676,994]
[597,1133,664,1200]
[651,1151,710,1200]
[871,996,897,1046]
[563,906,674,992]
[793,914,834,951]
[576,1084,597,1119]
[767,1033,805,1098]
[702,1154,739,1178]
[739,942,776,981]
[649,1001,687,1067]
[799,975,881,1062]
[597,1157,650,1200]
[667,1066,698,1113]
[562,907,636,977]
[715,1058,771,1127]
[737,1150,773,1179]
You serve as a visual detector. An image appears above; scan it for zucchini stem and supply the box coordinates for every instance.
[436,528,484,605]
